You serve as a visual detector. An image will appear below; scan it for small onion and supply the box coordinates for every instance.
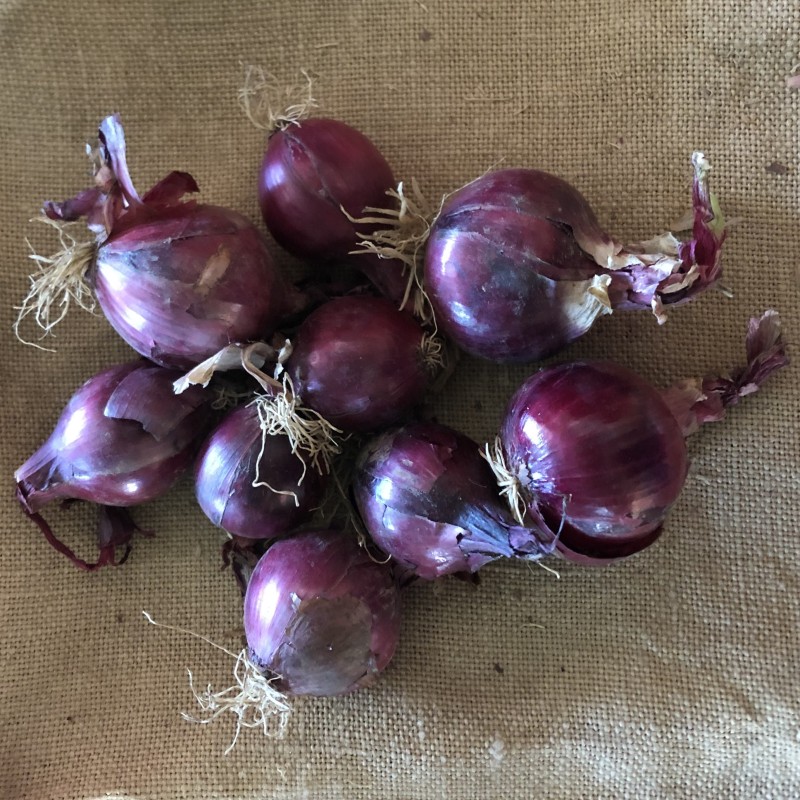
[284,296,434,433]
[244,529,401,696]
[195,403,325,540]
[259,117,395,261]
[354,422,554,579]
[15,361,212,569]
[243,69,409,305]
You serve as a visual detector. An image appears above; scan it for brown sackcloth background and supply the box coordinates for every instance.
[1,1,798,798]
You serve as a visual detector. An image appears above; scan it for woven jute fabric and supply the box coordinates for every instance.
[1,1,798,798]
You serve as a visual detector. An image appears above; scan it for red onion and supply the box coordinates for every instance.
[241,68,410,306]
[195,403,326,540]
[500,361,689,564]
[259,117,394,259]
[244,529,401,696]
[496,312,787,564]
[20,115,297,368]
[15,361,212,569]
[353,422,555,580]
[284,296,436,433]
[424,154,726,362]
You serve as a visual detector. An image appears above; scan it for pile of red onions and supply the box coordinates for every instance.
[176,294,440,487]
[12,93,790,748]
[354,313,787,570]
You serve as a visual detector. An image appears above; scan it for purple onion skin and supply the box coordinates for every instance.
[15,361,212,512]
[95,203,288,369]
[259,118,394,260]
[244,529,401,696]
[195,404,325,540]
[354,423,549,579]
[286,296,430,433]
[425,169,606,363]
[502,362,689,564]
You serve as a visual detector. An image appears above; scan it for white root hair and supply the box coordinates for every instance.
[420,331,446,373]
[142,611,290,754]
[344,179,442,326]
[238,65,318,132]
[14,217,97,349]
[185,650,291,755]
[250,374,344,494]
[481,436,527,526]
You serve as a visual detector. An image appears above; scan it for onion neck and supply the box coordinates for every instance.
[14,443,70,514]
[448,500,557,565]
[660,310,788,437]
[598,153,726,322]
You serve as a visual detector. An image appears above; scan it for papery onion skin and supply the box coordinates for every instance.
[285,296,430,433]
[195,404,325,540]
[354,422,553,579]
[501,361,689,563]
[244,529,401,696]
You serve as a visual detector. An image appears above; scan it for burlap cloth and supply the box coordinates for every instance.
[1,1,798,798]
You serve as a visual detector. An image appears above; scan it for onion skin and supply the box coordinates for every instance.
[244,530,401,696]
[354,423,553,579]
[285,296,430,433]
[425,157,724,363]
[15,361,212,568]
[501,362,689,563]
[195,404,325,540]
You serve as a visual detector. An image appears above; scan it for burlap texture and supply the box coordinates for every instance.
[1,1,798,798]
